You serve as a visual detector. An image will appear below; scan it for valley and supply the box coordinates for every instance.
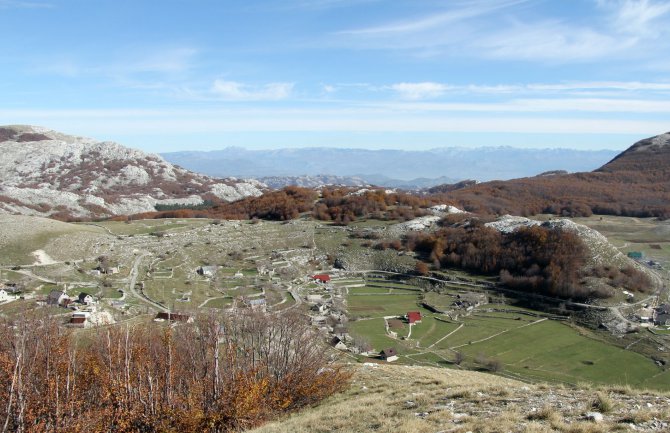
[2,213,670,393]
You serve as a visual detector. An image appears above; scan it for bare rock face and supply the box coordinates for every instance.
[0,125,265,218]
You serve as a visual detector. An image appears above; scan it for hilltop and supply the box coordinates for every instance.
[443,132,670,218]
[0,125,265,219]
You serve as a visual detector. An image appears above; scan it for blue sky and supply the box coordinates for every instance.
[1,0,669,152]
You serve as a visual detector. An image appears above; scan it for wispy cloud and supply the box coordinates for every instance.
[599,0,670,36]
[2,107,665,136]
[387,80,670,99]
[374,98,670,113]
[390,82,449,100]
[288,0,380,10]
[475,21,629,61]
[340,0,529,35]
[211,80,294,101]
[0,0,52,9]
[333,0,670,63]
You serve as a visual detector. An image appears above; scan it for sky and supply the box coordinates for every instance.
[1,0,669,152]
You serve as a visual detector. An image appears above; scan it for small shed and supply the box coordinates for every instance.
[407,311,422,324]
[380,348,398,362]
[627,251,644,260]
[78,293,95,305]
[155,312,193,323]
[47,290,68,307]
[197,266,218,278]
[329,336,347,351]
[247,298,267,312]
[0,289,10,302]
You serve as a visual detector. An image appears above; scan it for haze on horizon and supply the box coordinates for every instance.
[1,0,669,153]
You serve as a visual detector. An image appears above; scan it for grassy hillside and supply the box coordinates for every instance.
[0,215,106,265]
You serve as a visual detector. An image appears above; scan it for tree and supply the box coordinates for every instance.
[415,261,429,276]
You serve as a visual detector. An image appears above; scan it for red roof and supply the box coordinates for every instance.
[70,317,86,324]
[312,274,331,283]
[407,311,422,324]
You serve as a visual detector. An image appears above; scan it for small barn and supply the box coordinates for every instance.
[380,348,398,362]
[312,274,331,284]
[0,288,10,302]
[407,311,422,324]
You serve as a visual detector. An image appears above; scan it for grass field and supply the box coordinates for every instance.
[347,294,423,317]
[458,319,670,390]
[202,297,233,309]
[346,273,670,390]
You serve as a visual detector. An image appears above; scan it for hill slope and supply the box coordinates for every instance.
[251,363,670,433]
[443,132,670,218]
[0,126,264,219]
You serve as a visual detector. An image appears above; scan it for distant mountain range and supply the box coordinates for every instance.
[161,146,618,186]
[0,125,264,219]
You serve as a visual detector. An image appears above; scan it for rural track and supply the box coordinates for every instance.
[127,253,167,312]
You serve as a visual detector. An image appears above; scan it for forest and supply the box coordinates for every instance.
[404,222,652,300]
[0,311,349,433]
[112,187,432,224]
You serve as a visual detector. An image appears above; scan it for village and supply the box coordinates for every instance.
[1,215,670,389]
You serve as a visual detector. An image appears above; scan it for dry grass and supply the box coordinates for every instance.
[249,363,670,433]
[588,391,615,414]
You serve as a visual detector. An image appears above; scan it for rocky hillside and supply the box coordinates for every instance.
[251,363,670,433]
[597,131,670,174]
[0,125,265,219]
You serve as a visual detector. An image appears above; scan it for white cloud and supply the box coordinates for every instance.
[390,82,449,100]
[211,80,294,101]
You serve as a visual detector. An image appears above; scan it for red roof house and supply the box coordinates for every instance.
[407,311,422,324]
[312,274,331,283]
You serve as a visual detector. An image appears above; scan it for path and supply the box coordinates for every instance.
[450,318,547,349]
[127,253,167,312]
[428,323,465,349]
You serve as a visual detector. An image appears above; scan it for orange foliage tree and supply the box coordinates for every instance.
[0,311,350,433]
